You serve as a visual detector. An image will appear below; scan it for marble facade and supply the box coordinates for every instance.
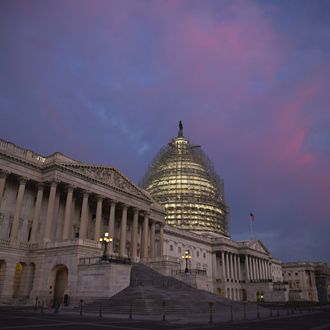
[3,138,327,305]
[0,139,165,304]
[146,225,288,302]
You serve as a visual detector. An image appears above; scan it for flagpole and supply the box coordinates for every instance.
[250,218,253,239]
[249,213,255,240]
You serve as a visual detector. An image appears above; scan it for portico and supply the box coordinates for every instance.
[0,139,165,303]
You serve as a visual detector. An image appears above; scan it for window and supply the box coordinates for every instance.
[178,247,181,253]
[196,251,200,257]
[170,245,173,251]
[203,252,206,259]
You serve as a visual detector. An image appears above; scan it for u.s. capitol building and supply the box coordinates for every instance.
[0,124,328,305]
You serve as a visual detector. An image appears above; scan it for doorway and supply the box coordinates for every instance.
[53,265,68,305]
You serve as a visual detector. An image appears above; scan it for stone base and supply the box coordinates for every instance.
[77,262,131,301]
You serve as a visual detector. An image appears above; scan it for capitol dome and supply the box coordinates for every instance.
[140,122,228,236]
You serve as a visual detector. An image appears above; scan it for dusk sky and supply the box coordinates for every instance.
[1,0,329,264]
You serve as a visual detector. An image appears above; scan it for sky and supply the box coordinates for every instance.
[1,0,330,264]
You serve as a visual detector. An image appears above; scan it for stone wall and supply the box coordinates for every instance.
[77,263,131,303]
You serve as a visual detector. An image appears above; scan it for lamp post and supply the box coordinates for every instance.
[99,232,112,261]
[182,250,192,273]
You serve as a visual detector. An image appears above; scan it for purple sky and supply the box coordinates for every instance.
[1,0,330,264]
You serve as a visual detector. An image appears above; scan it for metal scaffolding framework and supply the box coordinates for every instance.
[140,127,228,236]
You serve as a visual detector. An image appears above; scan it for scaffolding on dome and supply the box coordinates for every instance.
[140,131,228,236]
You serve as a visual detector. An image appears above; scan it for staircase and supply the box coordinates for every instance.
[71,263,245,316]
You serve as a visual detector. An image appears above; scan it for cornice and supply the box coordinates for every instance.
[0,150,44,172]
[164,225,213,245]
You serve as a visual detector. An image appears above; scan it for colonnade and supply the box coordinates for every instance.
[0,170,164,259]
[220,251,271,282]
[245,255,271,281]
[221,251,242,281]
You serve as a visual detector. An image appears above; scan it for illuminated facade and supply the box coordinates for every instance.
[141,122,228,236]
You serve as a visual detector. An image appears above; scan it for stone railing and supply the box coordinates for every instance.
[19,242,33,249]
[45,238,101,249]
[79,255,131,265]
[143,255,181,263]
[0,238,101,250]
[0,139,46,164]
[172,268,207,276]
[0,239,39,250]
[0,239,10,248]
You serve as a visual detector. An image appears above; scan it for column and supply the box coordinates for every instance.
[43,180,58,241]
[251,257,254,280]
[119,204,127,257]
[250,257,254,281]
[150,220,156,257]
[212,253,217,280]
[94,196,103,241]
[62,186,74,240]
[78,191,89,239]
[30,183,44,243]
[245,256,250,281]
[10,177,27,240]
[237,255,241,281]
[256,258,260,280]
[262,260,266,280]
[141,212,149,258]
[225,252,229,279]
[130,208,138,258]
[253,257,257,280]
[235,255,239,280]
[230,253,234,280]
[108,201,116,253]
[221,252,226,279]
[0,170,8,207]
[232,255,236,280]
[159,224,164,256]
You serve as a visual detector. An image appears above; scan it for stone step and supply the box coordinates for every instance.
[69,263,244,316]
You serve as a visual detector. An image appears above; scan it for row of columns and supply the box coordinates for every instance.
[245,255,271,281]
[220,251,271,282]
[221,251,241,281]
[0,171,165,259]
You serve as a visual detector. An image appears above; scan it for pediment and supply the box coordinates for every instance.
[242,240,269,255]
[60,163,150,200]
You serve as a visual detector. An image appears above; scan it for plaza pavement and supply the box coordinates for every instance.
[0,305,330,330]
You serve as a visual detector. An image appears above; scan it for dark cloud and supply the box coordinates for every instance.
[1,0,329,264]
